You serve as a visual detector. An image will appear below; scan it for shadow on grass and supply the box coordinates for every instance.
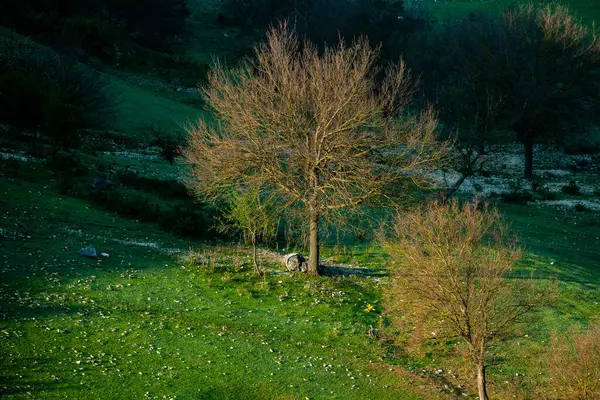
[0,303,92,321]
[318,264,386,278]
[0,357,77,397]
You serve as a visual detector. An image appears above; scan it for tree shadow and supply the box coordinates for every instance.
[0,356,78,397]
[318,264,386,278]
[0,303,92,321]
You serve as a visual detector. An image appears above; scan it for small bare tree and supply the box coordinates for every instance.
[381,200,540,400]
[547,325,600,400]
[219,186,279,276]
[183,23,448,274]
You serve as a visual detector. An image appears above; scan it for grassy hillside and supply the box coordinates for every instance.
[110,75,207,140]
[0,162,450,400]
[1,150,599,399]
[1,0,600,398]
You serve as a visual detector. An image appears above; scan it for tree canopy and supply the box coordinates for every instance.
[183,24,448,274]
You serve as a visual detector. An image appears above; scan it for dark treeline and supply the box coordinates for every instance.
[217,1,600,180]
[1,1,599,216]
[405,5,600,182]
[1,0,189,54]
[217,0,429,63]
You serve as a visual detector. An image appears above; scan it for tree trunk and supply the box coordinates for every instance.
[443,173,469,201]
[476,362,489,400]
[308,208,319,275]
[251,237,260,276]
[523,133,534,179]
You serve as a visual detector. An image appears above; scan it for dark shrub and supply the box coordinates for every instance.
[106,0,189,51]
[46,154,89,176]
[59,16,120,59]
[0,35,117,154]
[147,123,186,165]
[116,170,190,199]
[532,178,557,200]
[1,0,188,54]
[219,0,425,63]
[562,180,581,196]
[158,205,211,237]
[501,191,533,205]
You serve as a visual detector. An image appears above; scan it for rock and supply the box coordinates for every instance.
[283,253,308,272]
[80,246,97,258]
[90,177,108,190]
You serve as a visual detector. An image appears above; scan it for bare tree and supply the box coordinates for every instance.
[219,186,279,276]
[183,23,448,274]
[381,200,541,400]
[547,325,600,400]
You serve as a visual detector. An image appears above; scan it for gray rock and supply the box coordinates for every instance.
[80,246,98,258]
[283,253,308,272]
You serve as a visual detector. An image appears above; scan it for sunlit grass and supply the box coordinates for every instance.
[1,158,599,398]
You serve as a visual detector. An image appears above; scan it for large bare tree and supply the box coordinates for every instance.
[382,200,543,400]
[183,24,447,274]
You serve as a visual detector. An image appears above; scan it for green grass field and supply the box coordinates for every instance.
[0,164,448,400]
[1,0,600,398]
[110,75,207,140]
[1,154,599,399]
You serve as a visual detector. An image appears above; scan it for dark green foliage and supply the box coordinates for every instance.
[501,191,534,205]
[407,5,600,179]
[105,0,189,50]
[147,124,186,165]
[52,165,223,239]
[82,185,218,238]
[501,181,533,204]
[59,16,120,58]
[531,178,558,201]
[46,154,90,176]
[562,180,581,196]
[116,170,190,199]
[561,129,600,155]
[0,35,117,154]
[151,53,210,87]
[1,0,189,54]
[217,0,294,27]
[0,70,46,134]
[219,0,424,62]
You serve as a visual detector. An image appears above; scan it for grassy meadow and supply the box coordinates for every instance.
[1,0,600,399]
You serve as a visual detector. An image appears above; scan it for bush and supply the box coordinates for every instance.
[561,128,600,155]
[547,326,600,400]
[1,0,188,55]
[219,0,425,62]
[116,170,190,199]
[562,180,581,196]
[59,16,120,59]
[81,182,220,239]
[106,0,189,51]
[501,190,533,204]
[532,178,558,200]
[147,123,186,165]
[381,200,537,400]
[0,35,117,154]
